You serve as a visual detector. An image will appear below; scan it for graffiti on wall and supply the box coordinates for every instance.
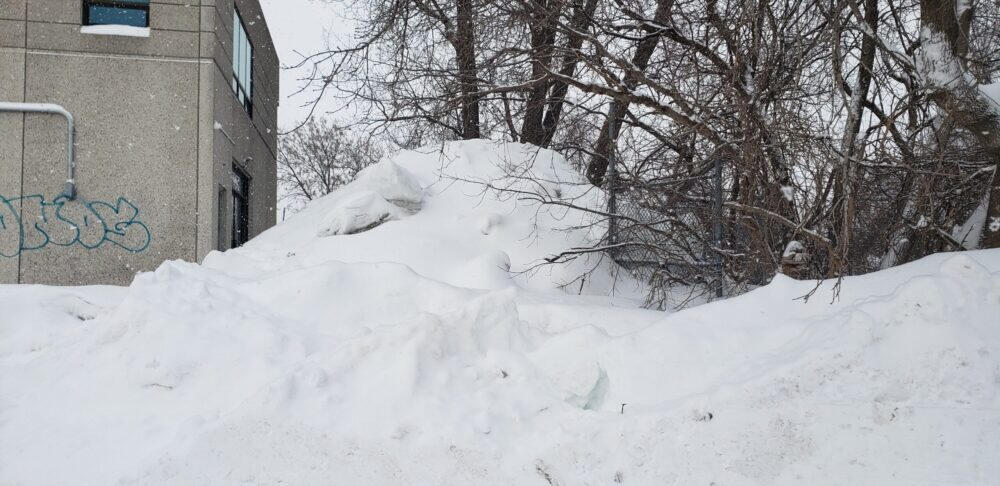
[0,194,151,257]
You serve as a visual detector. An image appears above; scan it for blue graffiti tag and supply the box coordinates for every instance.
[0,194,151,257]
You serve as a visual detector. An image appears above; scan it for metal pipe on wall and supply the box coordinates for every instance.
[0,102,77,200]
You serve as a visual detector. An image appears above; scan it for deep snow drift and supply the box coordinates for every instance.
[2,141,998,485]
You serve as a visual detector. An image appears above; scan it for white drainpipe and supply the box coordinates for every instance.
[0,102,77,200]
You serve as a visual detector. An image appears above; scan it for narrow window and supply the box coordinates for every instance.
[231,8,254,117]
[83,0,150,27]
[231,167,250,248]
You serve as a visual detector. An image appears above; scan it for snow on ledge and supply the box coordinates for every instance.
[80,25,151,38]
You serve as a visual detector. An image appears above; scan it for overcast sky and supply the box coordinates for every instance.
[259,0,351,130]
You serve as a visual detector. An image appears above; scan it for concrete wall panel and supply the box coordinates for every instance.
[211,66,234,251]
[0,0,26,21]
[26,0,79,24]
[196,61,216,261]
[213,6,233,74]
[2,0,277,284]
[199,31,214,58]
[27,21,199,58]
[249,129,276,236]
[0,49,25,283]
[150,3,200,32]
[19,53,200,285]
[0,18,25,46]
[200,5,216,33]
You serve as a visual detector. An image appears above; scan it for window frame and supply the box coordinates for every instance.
[231,7,254,118]
[82,0,151,28]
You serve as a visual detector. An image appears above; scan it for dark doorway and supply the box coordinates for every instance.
[231,167,250,248]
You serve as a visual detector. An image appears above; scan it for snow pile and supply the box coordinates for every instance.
[315,160,423,236]
[2,141,1000,484]
[236,141,629,294]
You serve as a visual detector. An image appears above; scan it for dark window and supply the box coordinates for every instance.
[232,8,254,117]
[83,0,150,28]
[231,167,250,248]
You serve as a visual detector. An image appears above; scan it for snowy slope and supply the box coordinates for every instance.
[2,141,999,485]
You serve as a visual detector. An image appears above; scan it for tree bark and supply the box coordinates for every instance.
[830,0,879,275]
[585,0,675,186]
[455,0,482,139]
[539,0,600,147]
[919,0,1000,248]
[520,0,563,145]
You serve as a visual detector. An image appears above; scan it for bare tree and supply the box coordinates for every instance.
[916,0,1000,249]
[278,119,384,208]
[297,0,1000,306]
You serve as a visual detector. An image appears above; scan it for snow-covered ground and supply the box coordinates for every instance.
[2,141,998,485]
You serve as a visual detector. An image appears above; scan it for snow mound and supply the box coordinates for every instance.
[306,159,425,236]
[2,141,999,484]
[353,158,425,207]
[228,140,632,295]
[317,189,410,236]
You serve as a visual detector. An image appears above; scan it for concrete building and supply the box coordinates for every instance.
[0,0,279,285]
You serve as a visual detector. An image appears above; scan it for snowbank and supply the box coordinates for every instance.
[2,141,999,485]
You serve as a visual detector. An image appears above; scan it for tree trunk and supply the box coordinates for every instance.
[539,0,600,147]
[830,0,879,275]
[455,0,481,139]
[520,0,562,145]
[919,0,1000,248]
[585,0,675,186]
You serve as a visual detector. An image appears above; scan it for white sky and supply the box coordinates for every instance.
[259,0,352,130]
